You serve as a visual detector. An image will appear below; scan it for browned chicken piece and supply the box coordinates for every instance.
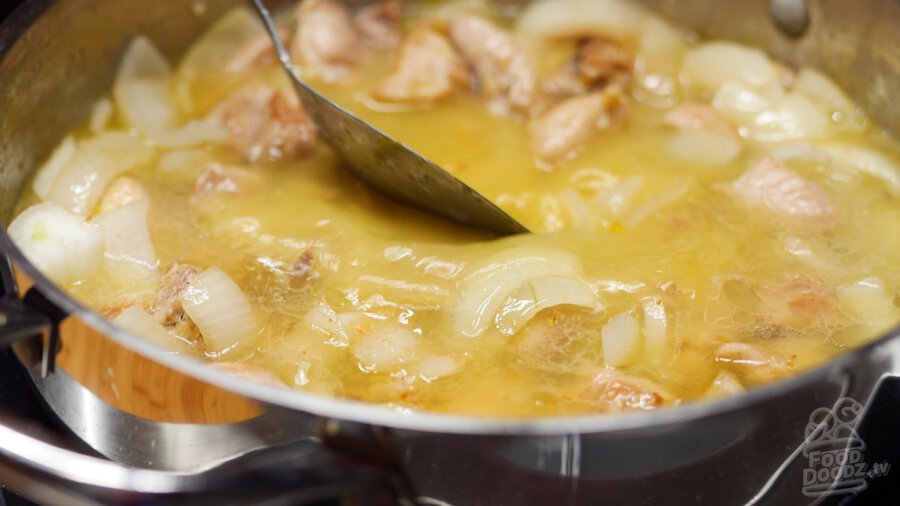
[714,342,793,384]
[98,176,148,214]
[529,88,627,163]
[210,362,286,388]
[356,0,402,51]
[206,83,318,163]
[545,37,635,97]
[448,14,540,116]
[371,25,470,104]
[722,156,833,224]
[663,102,736,138]
[152,264,200,326]
[290,250,317,280]
[591,370,667,412]
[292,0,361,80]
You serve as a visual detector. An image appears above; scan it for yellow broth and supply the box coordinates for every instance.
[12,2,900,417]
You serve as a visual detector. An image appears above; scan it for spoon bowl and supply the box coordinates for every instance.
[251,0,529,236]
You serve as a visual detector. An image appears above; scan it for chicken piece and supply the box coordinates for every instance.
[529,88,627,163]
[591,370,667,412]
[98,176,148,214]
[210,362,286,388]
[371,26,470,104]
[290,250,317,280]
[292,0,361,80]
[722,156,833,224]
[545,37,635,97]
[206,83,318,163]
[714,342,793,384]
[448,14,539,116]
[152,264,199,327]
[663,103,736,138]
[356,0,402,51]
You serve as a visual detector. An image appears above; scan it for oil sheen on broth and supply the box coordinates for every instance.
[9,0,900,417]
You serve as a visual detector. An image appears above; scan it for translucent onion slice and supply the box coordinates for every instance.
[837,278,900,334]
[641,295,667,359]
[666,130,741,167]
[7,203,104,284]
[352,324,418,372]
[703,371,745,399]
[681,42,777,92]
[175,8,266,116]
[792,68,866,128]
[820,144,900,197]
[495,275,598,336]
[412,355,462,382]
[517,0,647,41]
[114,36,176,135]
[91,203,158,270]
[89,98,115,133]
[454,248,584,337]
[44,132,155,215]
[113,305,190,353]
[601,312,640,367]
[303,301,352,346]
[179,267,256,355]
[151,121,230,149]
[32,136,77,201]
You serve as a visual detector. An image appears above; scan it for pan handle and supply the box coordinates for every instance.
[0,408,395,505]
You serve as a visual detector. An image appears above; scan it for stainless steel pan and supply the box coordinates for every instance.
[0,0,898,504]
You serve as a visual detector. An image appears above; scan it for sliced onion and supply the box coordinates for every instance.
[156,149,215,185]
[152,121,230,149]
[32,136,77,201]
[641,295,667,359]
[412,355,462,382]
[90,98,115,133]
[749,92,829,141]
[837,278,899,334]
[91,203,158,270]
[601,312,640,367]
[634,17,686,105]
[495,275,598,335]
[624,179,691,227]
[176,8,266,115]
[713,79,829,142]
[666,130,741,167]
[454,247,585,337]
[712,79,772,125]
[352,324,418,372]
[7,203,104,284]
[114,37,176,135]
[792,68,866,128]
[116,35,171,81]
[303,300,351,346]
[820,144,900,197]
[517,0,647,41]
[179,267,256,355]
[44,132,155,215]
[113,305,190,353]
[681,42,778,92]
[703,370,745,399]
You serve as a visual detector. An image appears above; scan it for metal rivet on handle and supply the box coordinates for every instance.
[770,0,810,38]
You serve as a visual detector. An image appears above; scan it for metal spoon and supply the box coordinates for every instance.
[250,0,529,236]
